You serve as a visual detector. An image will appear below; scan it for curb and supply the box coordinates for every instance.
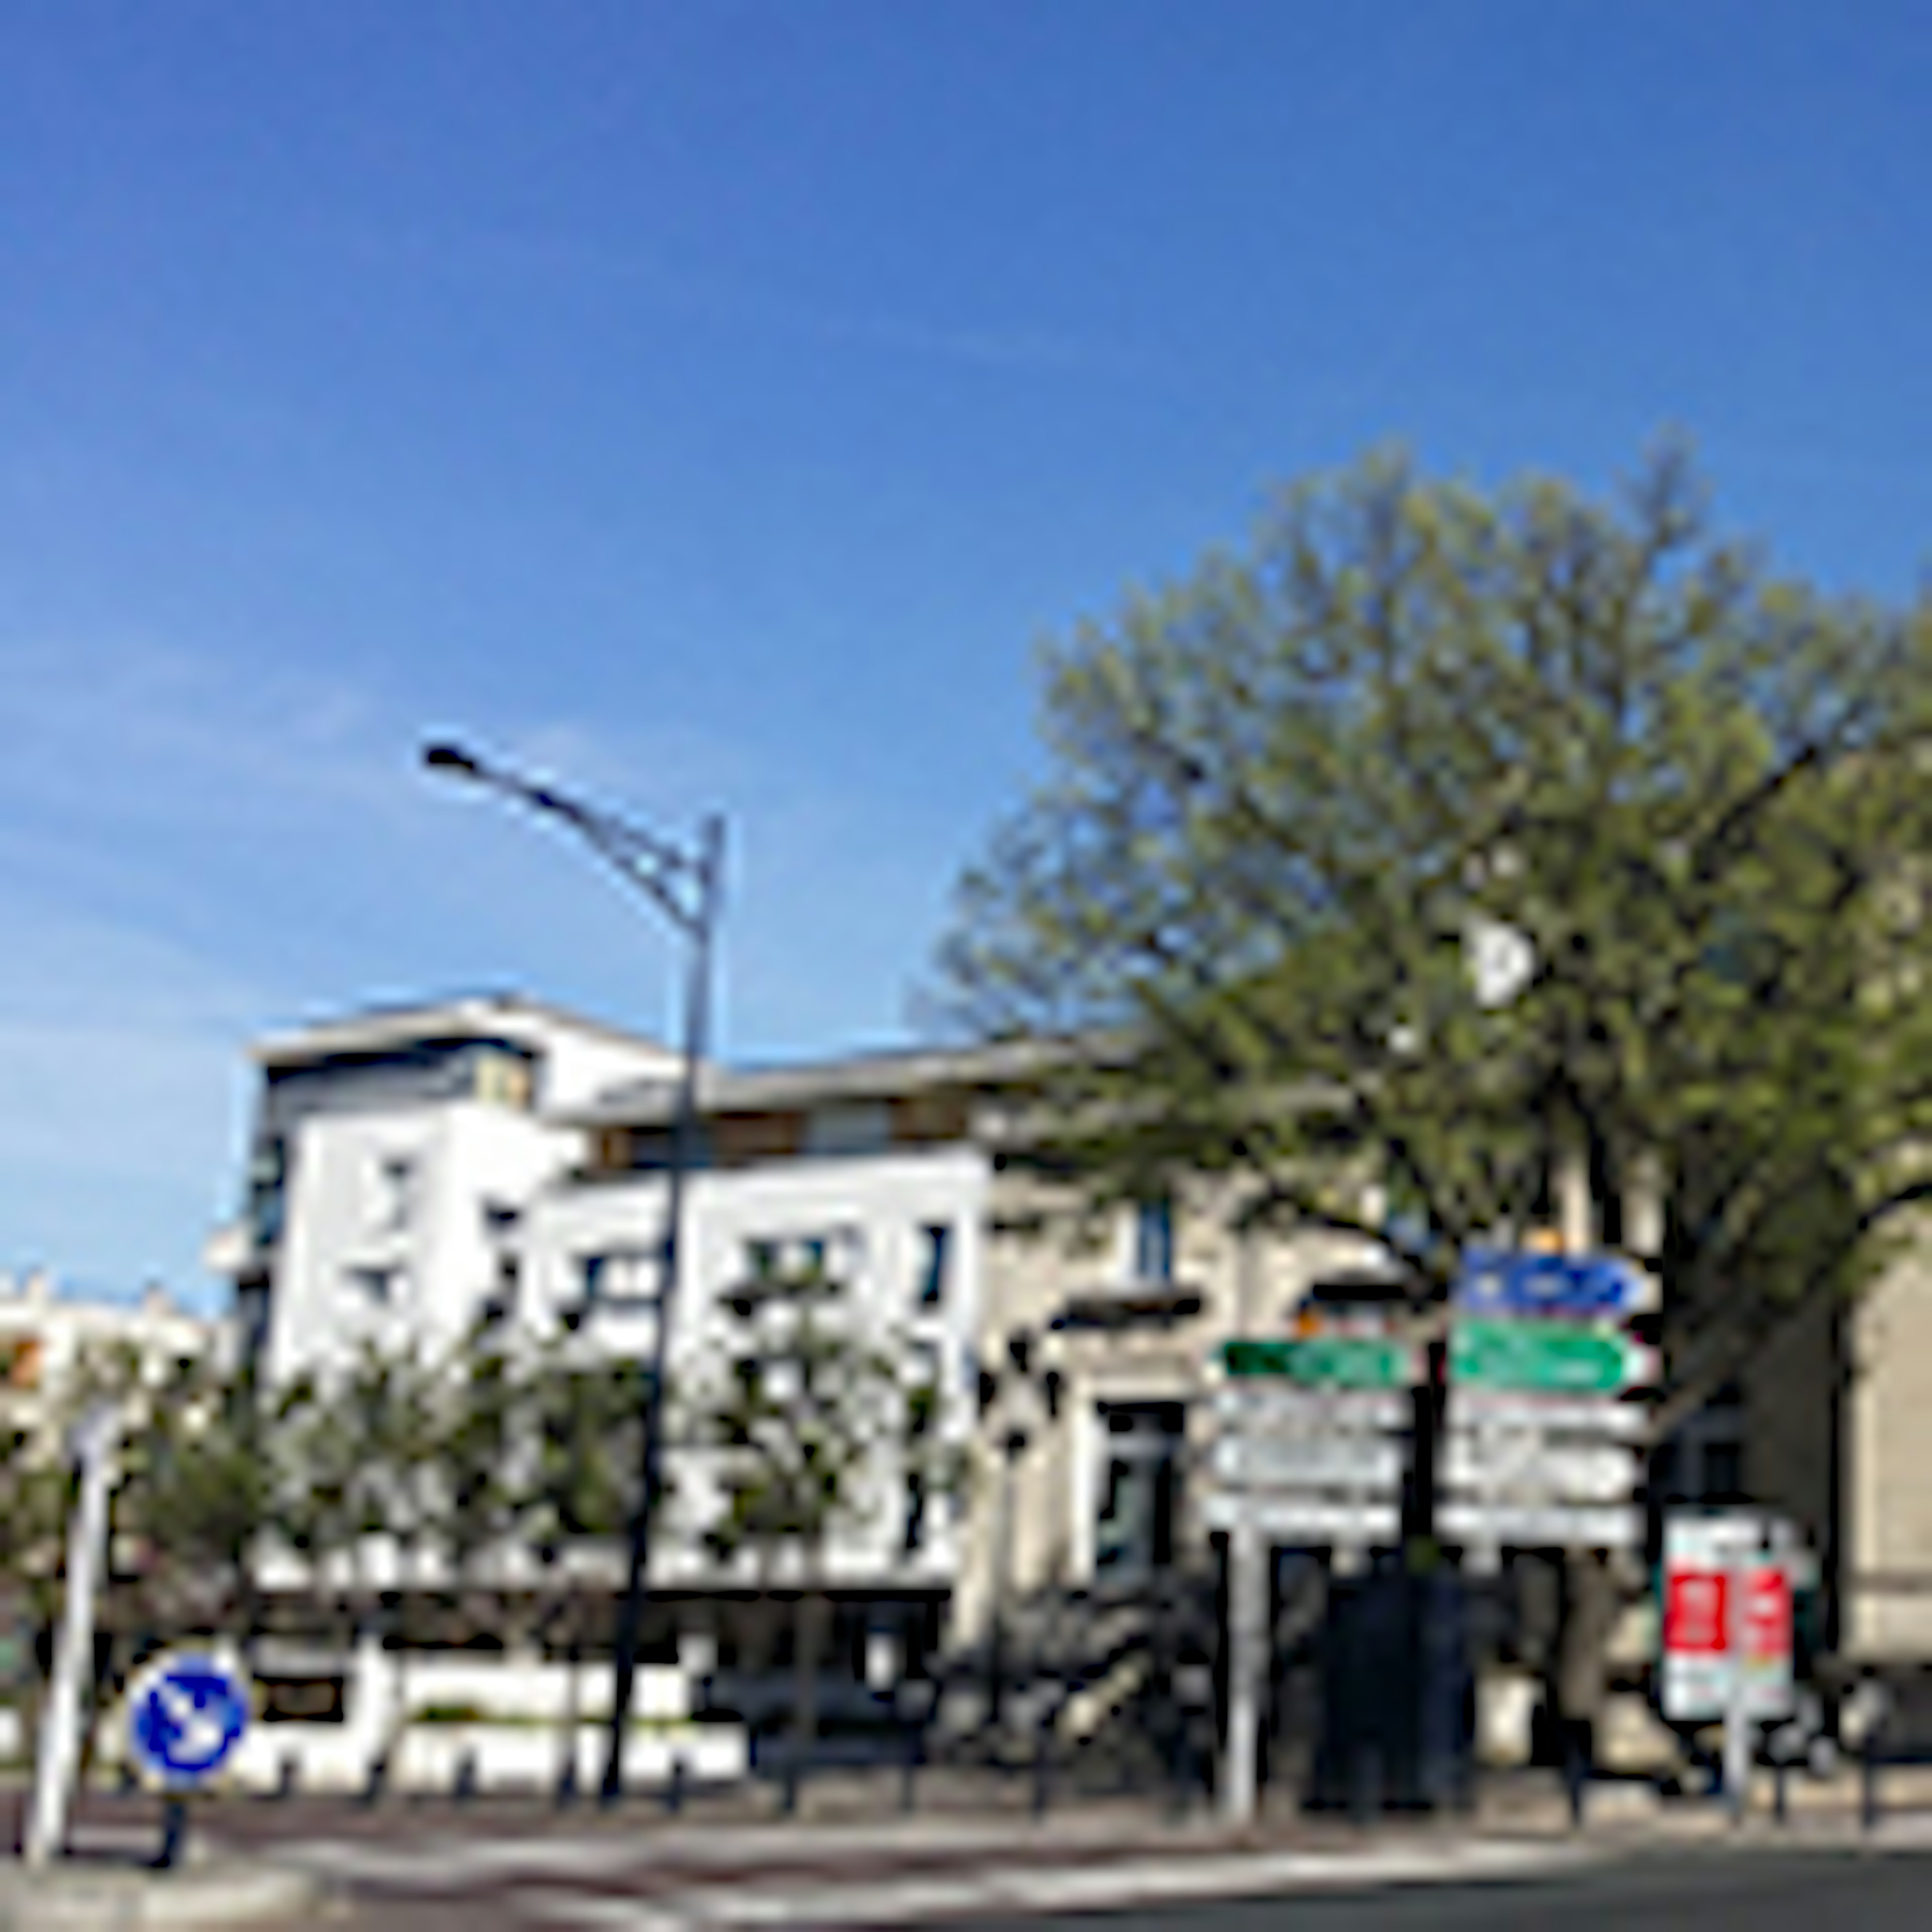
[514,1837,1600,1928]
[0,1860,318,1931]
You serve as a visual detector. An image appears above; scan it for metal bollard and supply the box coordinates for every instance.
[1349,1742,1381,1829]
[1031,1710,1054,1819]
[1862,1731,1881,1832]
[1774,1753,1789,1826]
[1564,1726,1588,1830]
[154,1795,188,1871]
[454,1746,477,1804]
[781,1746,800,1817]
[900,1721,921,1814]
[664,1754,686,1815]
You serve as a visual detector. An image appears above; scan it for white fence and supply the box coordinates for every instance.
[90,1643,748,1796]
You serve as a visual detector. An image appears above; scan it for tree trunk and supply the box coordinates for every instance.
[560,1580,585,1797]
[1554,1550,1620,1769]
[791,1586,827,1776]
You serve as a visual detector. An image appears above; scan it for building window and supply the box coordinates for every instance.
[372,1154,416,1234]
[803,1100,892,1159]
[473,1048,536,1110]
[628,1125,712,1172]
[740,1231,854,1290]
[1133,1198,1175,1283]
[345,1265,402,1308]
[582,1251,658,1309]
[480,1254,520,1330]
[1095,1401,1184,1577]
[906,1339,941,1439]
[915,1225,951,1307]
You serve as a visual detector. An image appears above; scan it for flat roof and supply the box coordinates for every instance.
[253,992,670,1070]
[561,1034,1087,1128]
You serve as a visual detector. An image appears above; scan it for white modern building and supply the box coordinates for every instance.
[206,998,1006,1645]
[204,994,680,1382]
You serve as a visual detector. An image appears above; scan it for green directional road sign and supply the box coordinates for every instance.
[1451,1318,1649,1395]
[1222,1336,1414,1389]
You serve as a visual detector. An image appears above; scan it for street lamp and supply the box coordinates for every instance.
[424,738,726,1803]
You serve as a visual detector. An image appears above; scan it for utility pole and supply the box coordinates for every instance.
[425,740,725,1802]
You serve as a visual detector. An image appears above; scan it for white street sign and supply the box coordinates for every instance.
[1202,1492,1401,1542]
[1212,1435,1403,1492]
[1446,1437,1641,1504]
[1450,1392,1651,1439]
[1212,1387,1409,1431]
[1439,1500,1642,1548]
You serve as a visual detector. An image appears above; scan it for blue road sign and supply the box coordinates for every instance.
[127,1653,250,1786]
[1452,1246,1653,1318]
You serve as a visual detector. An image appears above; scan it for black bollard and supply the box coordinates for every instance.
[154,1795,188,1871]
[1774,1752,1789,1826]
[900,1720,921,1815]
[1031,1715,1053,1819]
[781,1744,801,1817]
[664,1754,686,1816]
[1564,1723,1588,1829]
[1349,1741,1381,1829]
[1862,1730,1881,1832]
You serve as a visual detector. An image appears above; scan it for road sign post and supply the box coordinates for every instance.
[1222,1514,1265,1826]
[124,1647,253,1869]
[24,1404,117,1870]
[1661,1511,1797,1816]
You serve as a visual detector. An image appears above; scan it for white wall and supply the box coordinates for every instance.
[266,1097,572,1383]
[521,1144,989,1589]
[531,1023,680,1114]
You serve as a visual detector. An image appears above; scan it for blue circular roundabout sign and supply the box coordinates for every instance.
[126,1651,252,1787]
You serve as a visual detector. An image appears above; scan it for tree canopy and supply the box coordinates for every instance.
[939,444,1932,1429]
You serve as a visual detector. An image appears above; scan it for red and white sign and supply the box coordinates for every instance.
[1661,1513,1795,1723]
[1664,1567,1729,1656]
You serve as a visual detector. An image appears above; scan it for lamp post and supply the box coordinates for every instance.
[424,739,725,1803]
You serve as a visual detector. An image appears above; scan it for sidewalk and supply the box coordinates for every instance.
[13,1762,1932,1928]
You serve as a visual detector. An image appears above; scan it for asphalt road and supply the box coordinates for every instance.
[963,1846,1932,1931]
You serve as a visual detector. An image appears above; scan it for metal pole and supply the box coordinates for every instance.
[602,812,723,1803]
[26,1405,117,1868]
[988,1436,1019,1733]
[1724,1532,1751,1825]
[1222,1515,1263,1826]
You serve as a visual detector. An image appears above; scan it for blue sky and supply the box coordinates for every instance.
[5,1,1932,1309]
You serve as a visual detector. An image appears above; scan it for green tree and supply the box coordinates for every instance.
[432,1322,535,1645]
[276,1338,448,1792]
[939,443,1932,1451]
[686,1242,958,1774]
[114,1351,294,1655]
[525,1341,648,1795]
[0,1412,70,1741]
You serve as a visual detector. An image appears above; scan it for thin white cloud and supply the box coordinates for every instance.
[335,218,1143,378]
[0,626,958,1309]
